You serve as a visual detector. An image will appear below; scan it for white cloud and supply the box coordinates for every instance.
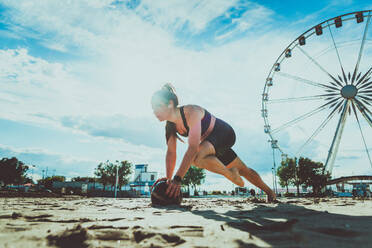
[234,4,274,31]
[134,0,239,33]
[0,144,97,178]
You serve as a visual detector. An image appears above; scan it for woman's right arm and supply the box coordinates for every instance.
[166,135,177,179]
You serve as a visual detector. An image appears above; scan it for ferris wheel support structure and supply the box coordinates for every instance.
[324,100,349,174]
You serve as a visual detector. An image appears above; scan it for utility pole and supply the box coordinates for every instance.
[270,140,279,195]
[30,165,36,183]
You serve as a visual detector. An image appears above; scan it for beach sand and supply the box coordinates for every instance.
[0,196,371,248]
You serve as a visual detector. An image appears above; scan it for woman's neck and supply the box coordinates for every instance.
[167,107,181,123]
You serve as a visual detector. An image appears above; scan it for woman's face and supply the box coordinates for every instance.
[152,100,170,121]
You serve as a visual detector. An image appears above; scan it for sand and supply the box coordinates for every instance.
[0,196,371,248]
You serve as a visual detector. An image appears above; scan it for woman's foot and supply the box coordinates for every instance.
[228,167,244,187]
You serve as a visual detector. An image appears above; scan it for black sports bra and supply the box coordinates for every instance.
[178,106,211,137]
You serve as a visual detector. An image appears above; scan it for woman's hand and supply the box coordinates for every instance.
[165,179,181,198]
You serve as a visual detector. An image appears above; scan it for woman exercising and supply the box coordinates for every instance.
[151,84,276,202]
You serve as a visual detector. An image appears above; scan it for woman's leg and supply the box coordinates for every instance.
[193,141,244,187]
[226,157,276,200]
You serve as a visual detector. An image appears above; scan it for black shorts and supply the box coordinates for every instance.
[204,118,237,166]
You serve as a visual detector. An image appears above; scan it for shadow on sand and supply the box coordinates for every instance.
[155,200,372,248]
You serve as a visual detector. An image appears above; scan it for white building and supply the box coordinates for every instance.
[131,164,158,195]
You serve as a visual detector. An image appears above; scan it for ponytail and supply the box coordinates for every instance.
[161,83,177,97]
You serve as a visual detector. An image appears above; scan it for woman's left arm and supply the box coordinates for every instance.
[166,108,202,197]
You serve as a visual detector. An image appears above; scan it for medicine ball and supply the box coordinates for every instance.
[151,181,182,206]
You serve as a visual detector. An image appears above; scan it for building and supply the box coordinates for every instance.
[130,164,158,195]
[53,181,103,194]
[51,164,158,196]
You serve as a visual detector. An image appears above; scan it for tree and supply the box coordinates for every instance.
[298,157,331,195]
[95,161,111,191]
[94,160,133,191]
[117,160,132,191]
[277,158,295,193]
[38,176,65,189]
[277,156,331,196]
[280,157,301,196]
[0,157,29,186]
[182,166,206,194]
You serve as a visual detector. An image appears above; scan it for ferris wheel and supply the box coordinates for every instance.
[262,10,372,177]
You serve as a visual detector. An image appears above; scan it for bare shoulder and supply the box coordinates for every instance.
[183,104,204,119]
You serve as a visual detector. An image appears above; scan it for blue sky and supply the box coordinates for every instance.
[0,0,371,190]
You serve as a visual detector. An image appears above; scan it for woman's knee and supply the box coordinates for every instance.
[193,161,205,169]
[193,141,215,166]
